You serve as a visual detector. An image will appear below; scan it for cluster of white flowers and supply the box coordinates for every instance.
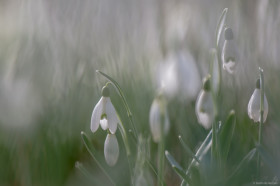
[91,86,120,166]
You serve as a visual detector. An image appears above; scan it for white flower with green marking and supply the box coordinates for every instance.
[195,76,214,129]
[104,133,119,166]
[222,27,237,74]
[91,86,119,134]
[248,79,269,123]
[149,95,170,143]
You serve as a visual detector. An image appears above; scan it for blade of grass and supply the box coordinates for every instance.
[215,8,228,47]
[165,151,191,184]
[256,145,280,177]
[219,110,236,161]
[227,148,257,182]
[178,135,200,163]
[75,162,103,185]
[181,130,212,186]
[81,131,115,185]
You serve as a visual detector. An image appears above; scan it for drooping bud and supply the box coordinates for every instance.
[248,78,269,123]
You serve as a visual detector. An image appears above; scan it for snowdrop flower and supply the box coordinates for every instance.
[222,27,237,74]
[149,95,170,143]
[248,79,268,123]
[195,75,214,129]
[91,86,119,134]
[157,51,201,101]
[104,133,119,166]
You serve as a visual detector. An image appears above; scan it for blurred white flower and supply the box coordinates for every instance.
[91,86,119,134]
[222,27,237,74]
[157,51,201,101]
[149,95,169,143]
[248,79,268,123]
[195,76,214,129]
[104,133,119,166]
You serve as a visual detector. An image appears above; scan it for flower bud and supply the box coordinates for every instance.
[149,95,170,143]
[195,76,214,129]
[104,134,119,166]
[248,79,269,123]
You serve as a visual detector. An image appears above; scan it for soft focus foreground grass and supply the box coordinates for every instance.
[0,0,280,185]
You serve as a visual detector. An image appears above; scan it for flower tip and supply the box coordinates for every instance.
[178,135,182,140]
[81,131,85,136]
[229,110,235,116]
[165,150,169,156]
[96,70,100,73]
[102,86,110,97]
[224,27,233,40]
[258,67,263,73]
[203,75,211,91]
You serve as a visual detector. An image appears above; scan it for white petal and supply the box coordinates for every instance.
[149,99,161,142]
[90,97,104,133]
[222,40,237,74]
[223,60,236,74]
[195,90,214,129]
[100,118,108,130]
[248,89,269,123]
[105,98,119,134]
[104,134,119,166]
[164,109,170,135]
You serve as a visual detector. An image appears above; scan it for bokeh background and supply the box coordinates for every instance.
[0,0,280,185]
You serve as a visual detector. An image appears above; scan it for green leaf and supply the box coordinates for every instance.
[75,162,102,185]
[81,131,115,185]
[181,130,212,186]
[219,110,236,161]
[227,148,257,182]
[165,151,191,184]
[178,135,200,163]
[215,8,228,47]
[257,145,280,177]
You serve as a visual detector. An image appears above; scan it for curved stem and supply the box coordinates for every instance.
[257,67,264,178]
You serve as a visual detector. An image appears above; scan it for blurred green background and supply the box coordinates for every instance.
[0,0,280,185]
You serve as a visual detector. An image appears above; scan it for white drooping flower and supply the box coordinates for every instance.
[104,133,119,166]
[195,76,214,129]
[91,86,119,134]
[248,79,269,123]
[149,95,170,143]
[222,27,237,74]
[157,50,201,101]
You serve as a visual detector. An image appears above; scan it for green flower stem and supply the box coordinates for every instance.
[257,67,264,178]
[211,8,228,165]
[118,116,135,185]
[96,70,138,139]
[81,132,115,185]
[158,138,165,186]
